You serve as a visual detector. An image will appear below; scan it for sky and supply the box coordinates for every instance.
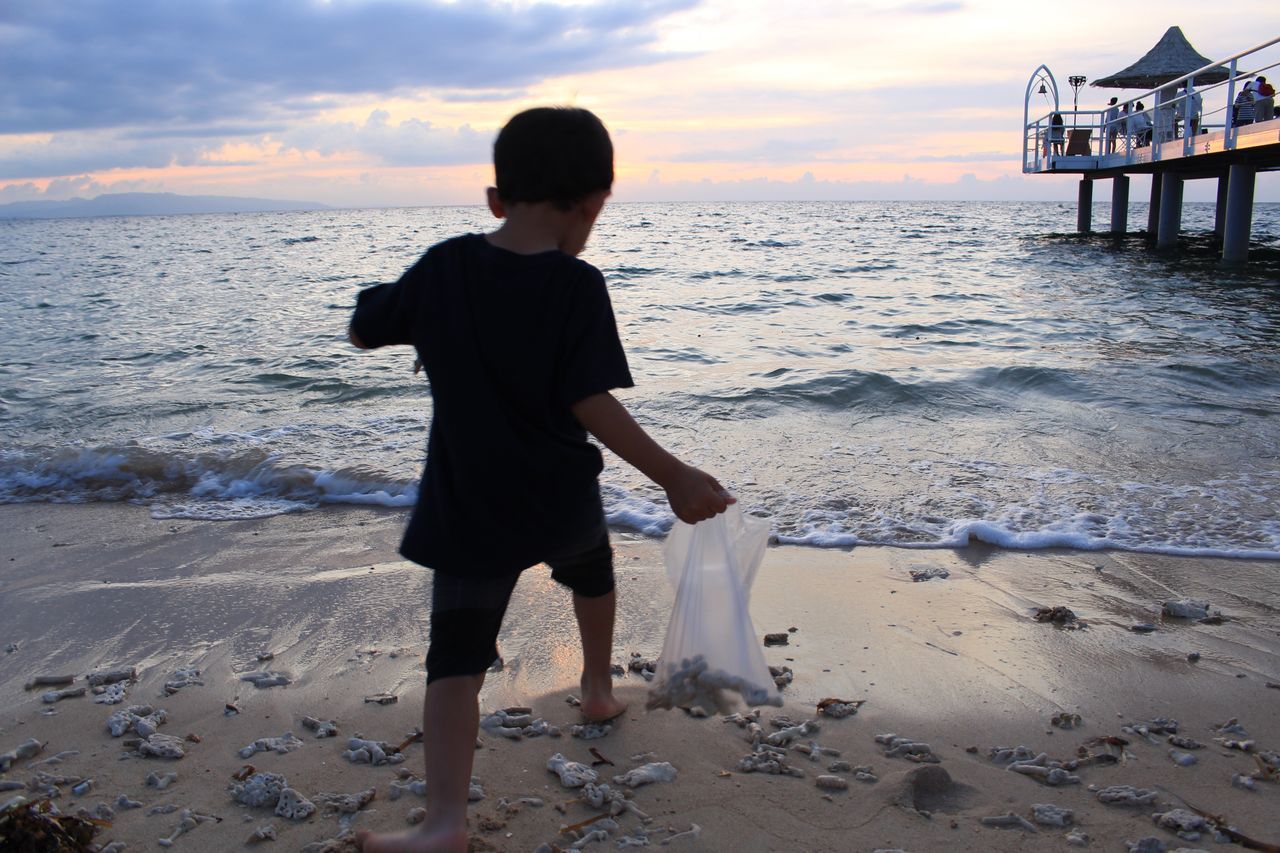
[1,0,1276,206]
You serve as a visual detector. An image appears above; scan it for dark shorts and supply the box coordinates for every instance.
[425,523,614,683]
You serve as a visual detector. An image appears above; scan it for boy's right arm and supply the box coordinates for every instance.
[571,391,733,525]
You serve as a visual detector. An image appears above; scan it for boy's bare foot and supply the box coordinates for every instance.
[356,826,468,853]
[579,675,627,723]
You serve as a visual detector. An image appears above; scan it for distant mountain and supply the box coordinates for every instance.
[0,192,330,219]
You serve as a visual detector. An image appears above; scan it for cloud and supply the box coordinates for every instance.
[666,137,842,163]
[279,110,490,166]
[0,0,698,135]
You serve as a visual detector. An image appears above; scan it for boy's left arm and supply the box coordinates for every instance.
[349,277,417,350]
[571,391,733,525]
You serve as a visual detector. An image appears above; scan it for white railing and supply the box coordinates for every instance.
[1022,34,1280,173]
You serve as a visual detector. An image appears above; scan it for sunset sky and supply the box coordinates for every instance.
[2,0,1276,206]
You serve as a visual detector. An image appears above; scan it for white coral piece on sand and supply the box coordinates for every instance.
[1032,804,1074,827]
[767,720,819,747]
[0,737,45,772]
[875,733,939,763]
[1161,599,1217,620]
[301,716,339,738]
[92,682,129,705]
[138,734,186,760]
[547,753,598,788]
[239,732,303,759]
[1096,785,1158,806]
[157,808,216,847]
[580,782,647,818]
[230,772,288,808]
[312,788,376,814]
[660,824,701,846]
[571,722,613,740]
[342,735,403,765]
[613,762,676,788]
[274,787,316,820]
[40,686,86,704]
[163,666,203,694]
[240,671,291,689]
[1152,808,1210,840]
[146,771,178,789]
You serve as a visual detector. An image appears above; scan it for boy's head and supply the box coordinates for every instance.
[492,107,613,211]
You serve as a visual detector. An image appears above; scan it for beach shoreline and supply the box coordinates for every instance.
[1,502,1277,851]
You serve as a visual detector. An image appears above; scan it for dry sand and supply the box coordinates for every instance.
[1,502,1278,852]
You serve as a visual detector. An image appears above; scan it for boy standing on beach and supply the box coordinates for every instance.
[349,107,733,853]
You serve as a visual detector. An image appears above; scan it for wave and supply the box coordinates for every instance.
[0,444,416,519]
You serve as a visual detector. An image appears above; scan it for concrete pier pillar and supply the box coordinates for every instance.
[1110,175,1130,234]
[1077,179,1093,233]
[1222,164,1256,266]
[1156,172,1184,251]
[1147,173,1162,241]
[1213,173,1230,246]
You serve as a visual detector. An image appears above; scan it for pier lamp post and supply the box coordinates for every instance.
[1068,75,1087,125]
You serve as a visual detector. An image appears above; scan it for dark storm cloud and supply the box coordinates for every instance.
[0,0,697,134]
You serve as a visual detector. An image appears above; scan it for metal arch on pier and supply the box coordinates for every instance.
[1022,32,1280,265]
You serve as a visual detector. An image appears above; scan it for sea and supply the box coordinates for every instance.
[2,201,1278,559]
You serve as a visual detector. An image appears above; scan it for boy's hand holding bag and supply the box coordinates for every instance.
[646,505,782,714]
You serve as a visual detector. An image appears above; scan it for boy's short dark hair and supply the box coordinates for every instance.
[493,107,613,210]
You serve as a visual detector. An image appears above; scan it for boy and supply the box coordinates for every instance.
[350,107,733,853]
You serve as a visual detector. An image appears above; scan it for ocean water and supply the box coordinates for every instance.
[2,201,1279,559]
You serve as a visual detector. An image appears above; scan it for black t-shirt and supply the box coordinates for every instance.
[350,233,634,576]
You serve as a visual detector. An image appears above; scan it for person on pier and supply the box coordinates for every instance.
[1104,97,1120,153]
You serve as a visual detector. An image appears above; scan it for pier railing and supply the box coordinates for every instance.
[1023,35,1280,174]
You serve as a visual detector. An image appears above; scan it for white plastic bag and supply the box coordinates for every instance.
[646,505,782,714]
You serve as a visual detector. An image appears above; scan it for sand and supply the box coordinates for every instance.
[1,502,1278,851]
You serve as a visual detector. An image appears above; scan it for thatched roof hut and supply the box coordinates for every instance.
[1091,26,1230,89]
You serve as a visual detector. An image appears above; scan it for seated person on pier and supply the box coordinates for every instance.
[1233,86,1256,126]
[1129,103,1152,146]
[1255,77,1275,122]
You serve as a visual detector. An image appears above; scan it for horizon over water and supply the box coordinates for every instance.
[2,201,1278,560]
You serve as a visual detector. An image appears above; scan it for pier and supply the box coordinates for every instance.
[1023,30,1279,265]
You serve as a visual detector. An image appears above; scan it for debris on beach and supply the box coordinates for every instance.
[163,666,203,694]
[342,735,404,765]
[612,761,677,788]
[480,708,562,739]
[571,722,612,740]
[1032,606,1085,628]
[247,824,278,844]
[1211,717,1248,736]
[738,747,805,777]
[628,653,657,681]
[817,698,864,719]
[661,823,702,845]
[1123,836,1167,853]
[1121,717,1178,740]
[767,718,820,747]
[4,643,18,654]
[1161,599,1219,620]
[1050,712,1082,730]
[92,681,129,705]
[157,807,220,847]
[240,671,291,689]
[312,787,376,814]
[275,787,316,820]
[815,774,849,791]
[1129,622,1157,633]
[769,665,793,689]
[991,747,1081,786]
[547,753,598,788]
[793,740,841,762]
[763,633,789,646]
[580,781,649,819]
[107,704,167,737]
[363,692,397,705]
[301,715,339,738]
[1168,749,1197,766]
[875,733,939,763]
[0,732,43,768]
[24,675,75,691]
[1215,736,1256,752]
[146,770,178,789]
[39,686,85,704]
[909,567,949,582]
[239,731,303,759]
[0,797,103,851]
[1094,784,1159,806]
[980,812,1038,832]
[1166,734,1202,750]
[1151,808,1210,841]
[135,733,187,760]
[1031,803,1074,827]
[88,667,137,687]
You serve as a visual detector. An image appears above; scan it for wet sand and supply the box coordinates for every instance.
[1,502,1277,851]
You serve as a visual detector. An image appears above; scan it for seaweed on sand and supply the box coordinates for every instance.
[0,797,106,851]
